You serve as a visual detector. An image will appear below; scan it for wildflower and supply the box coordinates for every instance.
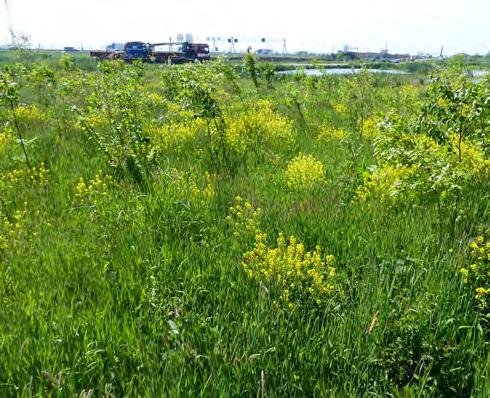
[13,104,47,124]
[227,196,262,239]
[0,128,13,152]
[5,163,49,186]
[460,232,489,312]
[285,153,325,192]
[317,125,347,142]
[74,172,111,206]
[225,100,295,155]
[0,205,27,256]
[355,165,416,204]
[242,231,338,308]
[360,115,382,139]
[475,287,488,299]
[333,103,347,114]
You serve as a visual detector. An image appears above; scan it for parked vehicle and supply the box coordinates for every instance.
[90,41,210,63]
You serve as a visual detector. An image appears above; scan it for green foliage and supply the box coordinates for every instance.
[243,52,259,89]
[259,61,276,88]
[357,68,489,241]
[417,63,489,154]
[77,61,159,189]
[0,68,32,168]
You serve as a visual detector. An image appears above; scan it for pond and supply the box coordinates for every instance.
[277,68,407,76]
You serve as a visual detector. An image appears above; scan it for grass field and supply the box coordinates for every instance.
[0,52,489,396]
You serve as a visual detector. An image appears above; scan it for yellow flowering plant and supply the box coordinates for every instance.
[225,99,295,157]
[168,169,216,204]
[355,164,417,204]
[317,124,347,142]
[13,104,48,125]
[285,153,325,192]
[0,128,12,153]
[3,163,49,188]
[226,195,262,245]
[459,232,489,313]
[74,172,112,207]
[357,113,489,209]
[359,115,382,139]
[242,231,338,308]
[0,204,27,258]
[155,118,208,154]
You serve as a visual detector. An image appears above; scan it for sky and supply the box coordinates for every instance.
[1,0,489,55]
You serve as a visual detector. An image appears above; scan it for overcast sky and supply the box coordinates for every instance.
[1,0,489,54]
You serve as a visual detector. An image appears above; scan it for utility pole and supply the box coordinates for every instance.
[228,37,238,53]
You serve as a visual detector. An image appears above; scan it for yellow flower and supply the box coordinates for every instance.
[317,124,347,142]
[461,233,489,311]
[360,115,382,139]
[285,153,325,192]
[333,103,347,114]
[226,196,262,237]
[459,268,469,283]
[242,230,339,307]
[13,104,47,124]
[355,164,416,204]
[224,99,295,155]
[74,172,111,206]
[0,129,13,152]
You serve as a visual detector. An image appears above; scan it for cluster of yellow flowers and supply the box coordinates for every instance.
[156,118,208,152]
[146,92,166,108]
[0,206,27,255]
[333,103,347,114]
[447,134,489,176]
[13,104,47,124]
[285,153,325,192]
[226,195,262,238]
[360,115,382,139]
[317,124,347,142]
[355,165,416,204]
[168,169,216,203]
[5,163,49,186]
[190,171,216,201]
[242,231,337,308]
[0,129,12,152]
[75,173,112,206]
[79,113,107,130]
[459,234,490,310]
[225,100,295,155]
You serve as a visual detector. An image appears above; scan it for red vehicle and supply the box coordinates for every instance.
[90,41,210,63]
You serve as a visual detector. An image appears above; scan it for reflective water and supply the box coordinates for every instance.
[278,68,407,76]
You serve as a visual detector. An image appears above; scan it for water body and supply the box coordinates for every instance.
[278,68,489,77]
[468,70,489,77]
[278,68,407,76]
